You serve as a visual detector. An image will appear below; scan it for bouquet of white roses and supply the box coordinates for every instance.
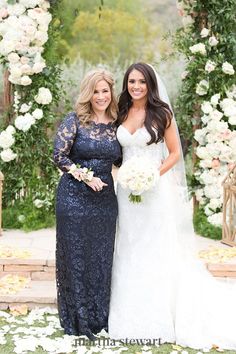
[117,156,159,203]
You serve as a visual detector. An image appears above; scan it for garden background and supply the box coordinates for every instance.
[0,0,236,236]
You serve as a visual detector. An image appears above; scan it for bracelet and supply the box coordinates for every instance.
[68,164,94,182]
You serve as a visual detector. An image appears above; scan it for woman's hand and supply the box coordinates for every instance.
[85,176,108,192]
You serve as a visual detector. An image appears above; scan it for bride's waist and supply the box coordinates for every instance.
[123,152,163,164]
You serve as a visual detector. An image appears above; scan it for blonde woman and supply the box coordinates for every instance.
[53,69,121,340]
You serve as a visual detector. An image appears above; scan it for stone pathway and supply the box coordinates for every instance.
[0,228,235,308]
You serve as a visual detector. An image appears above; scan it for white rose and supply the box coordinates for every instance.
[9,65,22,79]
[6,125,16,135]
[0,39,16,55]
[205,60,216,73]
[15,113,35,132]
[201,101,213,114]
[0,148,17,162]
[201,115,209,124]
[199,171,215,185]
[204,185,221,199]
[7,4,26,16]
[34,30,48,44]
[21,75,32,86]
[189,43,206,55]
[209,109,223,121]
[37,12,52,26]
[32,61,46,74]
[7,52,20,64]
[210,93,220,107]
[34,87,52,105]
[21,64,33,75]
[199,159,213,168]
[33,199,44,208]
[200,28,210,38]
[207,120,228,133]
[220,99,236,117]
[38,0,50,10]
[229,137,236,150]
[205,205,214,216]
[195,188,204,201]
[27,46,44,56]
[24,24,37,38]
[205,142,222,157]
[19,103,32,113]
[196,80,209,96]
[20,0,39,8]
[0,7,8,20]
[20,56,30,65]
[219,145,233,162]
[196,146,210,159]
[207,212,222,226]
[209,36,219,46]
[0,131,15,149]
[205,132,218,144]
[21,36,31,47]
[32,108,43,120]
[222,61,235,75]
[194,128,207,145]
[8,75,21,85]
[229,115,236,125]
[208,198,222,211]
[226,85,236,99]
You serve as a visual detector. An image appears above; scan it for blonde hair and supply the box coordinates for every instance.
[75,69,118,125]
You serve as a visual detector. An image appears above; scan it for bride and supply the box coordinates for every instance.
[108,62,236,350]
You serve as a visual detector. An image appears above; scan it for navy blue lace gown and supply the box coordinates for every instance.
[53,112,121,339]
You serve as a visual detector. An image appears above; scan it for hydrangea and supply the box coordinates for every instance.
[0,148,17,162]
[0,130,15,149]
[15,113,35,131]
[189,43,206,55]
[200,27,209,38]
[32,108,43,120]
[222,61,235,75]
[196,80,209,96]
[34,87,52,105]
[209,36,219,46]
[205,60,216,73]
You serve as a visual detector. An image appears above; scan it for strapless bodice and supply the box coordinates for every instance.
[117,125,164,164]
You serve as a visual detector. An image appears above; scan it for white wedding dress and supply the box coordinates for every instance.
[108,124,236,350]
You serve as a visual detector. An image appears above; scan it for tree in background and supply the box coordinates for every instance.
[57,0,161,65]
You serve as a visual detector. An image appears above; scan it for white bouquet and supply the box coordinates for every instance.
[117,156,159,203]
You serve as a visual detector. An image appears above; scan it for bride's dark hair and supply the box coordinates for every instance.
[118,62,172,145]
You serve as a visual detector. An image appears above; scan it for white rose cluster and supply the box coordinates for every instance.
[0,0,51,85]
[0,125,17,162]
[194,85,236,226]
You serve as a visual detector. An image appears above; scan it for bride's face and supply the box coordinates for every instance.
[127,69,148,102]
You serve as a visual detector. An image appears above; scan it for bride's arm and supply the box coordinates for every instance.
[159,119,180,176]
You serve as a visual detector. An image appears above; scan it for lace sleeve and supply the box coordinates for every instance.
[53,112,77,172]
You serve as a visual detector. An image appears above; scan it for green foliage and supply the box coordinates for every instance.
[0,2,64,231]
[2,198,55,231]
[173,0,236,238]
[57,0,158,65]
[193,207,222,240]
[173,0,236,142]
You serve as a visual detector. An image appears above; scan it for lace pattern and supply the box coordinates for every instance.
[54,112,121,338]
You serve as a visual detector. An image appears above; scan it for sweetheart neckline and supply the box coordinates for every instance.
[119,125,145,136]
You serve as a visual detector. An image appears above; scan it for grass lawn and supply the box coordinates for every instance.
[0,308,235,354]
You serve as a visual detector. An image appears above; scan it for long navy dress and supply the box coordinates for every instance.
[53,112,121,339]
